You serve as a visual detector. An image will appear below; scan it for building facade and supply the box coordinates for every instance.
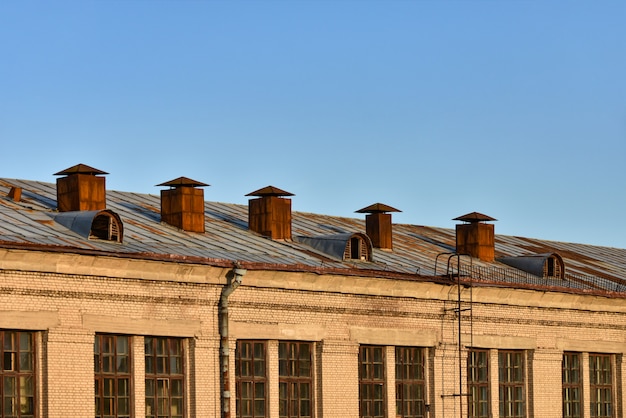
[0,164,624,418]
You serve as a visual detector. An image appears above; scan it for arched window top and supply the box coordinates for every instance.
[544,253,565,279]
[90,211,123,242]
[294,232,373,262]
[53,209,124,243]
[343,234,372,261]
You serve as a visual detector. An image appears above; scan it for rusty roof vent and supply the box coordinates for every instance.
[246,185,294,240]
[54,164,108,212]
[453,211,497,262]
[8,187,22,202]
[156,177,208,233]
[356,203,401,251]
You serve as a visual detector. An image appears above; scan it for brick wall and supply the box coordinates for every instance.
[0,249,625,417]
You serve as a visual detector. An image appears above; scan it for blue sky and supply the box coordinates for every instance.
[1,1,625,248]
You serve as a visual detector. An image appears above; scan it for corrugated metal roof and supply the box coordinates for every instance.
[0,178,625,295]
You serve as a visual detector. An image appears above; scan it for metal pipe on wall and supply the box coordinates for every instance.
[219,264,247,418]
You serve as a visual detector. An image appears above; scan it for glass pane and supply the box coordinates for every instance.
[146,379,155,396]
[19,333,31,351]
[254,399,265,416]
[157,338,166,356]
[104,378,114,397]
[146,357,154,374]
[170,356,182,375]
[171,379,183,396]
[4,376,16,396]
[20,376,34,396]
[20,352,33,372]
[118,397,129,415]
[254,343,264,359]
[254,359,265,377]
[255,382,265,399]
[117,354,128,373]
[171,398,183,417]
[146,398,155,417]
[4,332,14,351]
[118,378,129,396]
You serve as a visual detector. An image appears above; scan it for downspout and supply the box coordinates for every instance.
[220,264,247,418]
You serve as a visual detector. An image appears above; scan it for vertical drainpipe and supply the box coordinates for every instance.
[220,264,247,418]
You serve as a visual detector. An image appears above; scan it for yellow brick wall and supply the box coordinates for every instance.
[0,249,625,417]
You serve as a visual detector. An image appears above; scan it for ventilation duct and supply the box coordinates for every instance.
[454,212,497,262]
[157,177,208,233]
[54,164,108,212]
[246,186,293,240]
[356,203,401,251]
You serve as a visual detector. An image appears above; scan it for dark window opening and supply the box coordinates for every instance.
[345,235,370,261]
[90,213,121,242]
[547,257,555,277]
[351,237,361,259]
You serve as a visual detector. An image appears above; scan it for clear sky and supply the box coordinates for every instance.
[1,1,625,248]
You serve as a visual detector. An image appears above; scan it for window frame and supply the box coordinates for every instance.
[94,334,132,418]
[468,348,490,418]
[235,340,268,418]
[562,352,582,418]
[343,234,371,261]
[589,353,614,418]
[498,350,526,418]
[359,345,386,418]
[145,336,185,418]
[279,341,313,418]
[1,330,36,418]
[395,346,426,418]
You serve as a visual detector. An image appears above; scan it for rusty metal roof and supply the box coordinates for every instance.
[0,178,624,296]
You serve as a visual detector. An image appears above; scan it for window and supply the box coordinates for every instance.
[344,234,371,261]
[90,211,122,242]
[1,331,35,418]
[94,334,131,418]
[498,350,525,418]
[562,352,581,418]
[279,342,313,418]
[359,345,386,418]
[544,254,564,278]
[395,347,425,418]
[468,349,490,418]
[236,341,267,418]
[590,354,613,418]
[145,337,184,418]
